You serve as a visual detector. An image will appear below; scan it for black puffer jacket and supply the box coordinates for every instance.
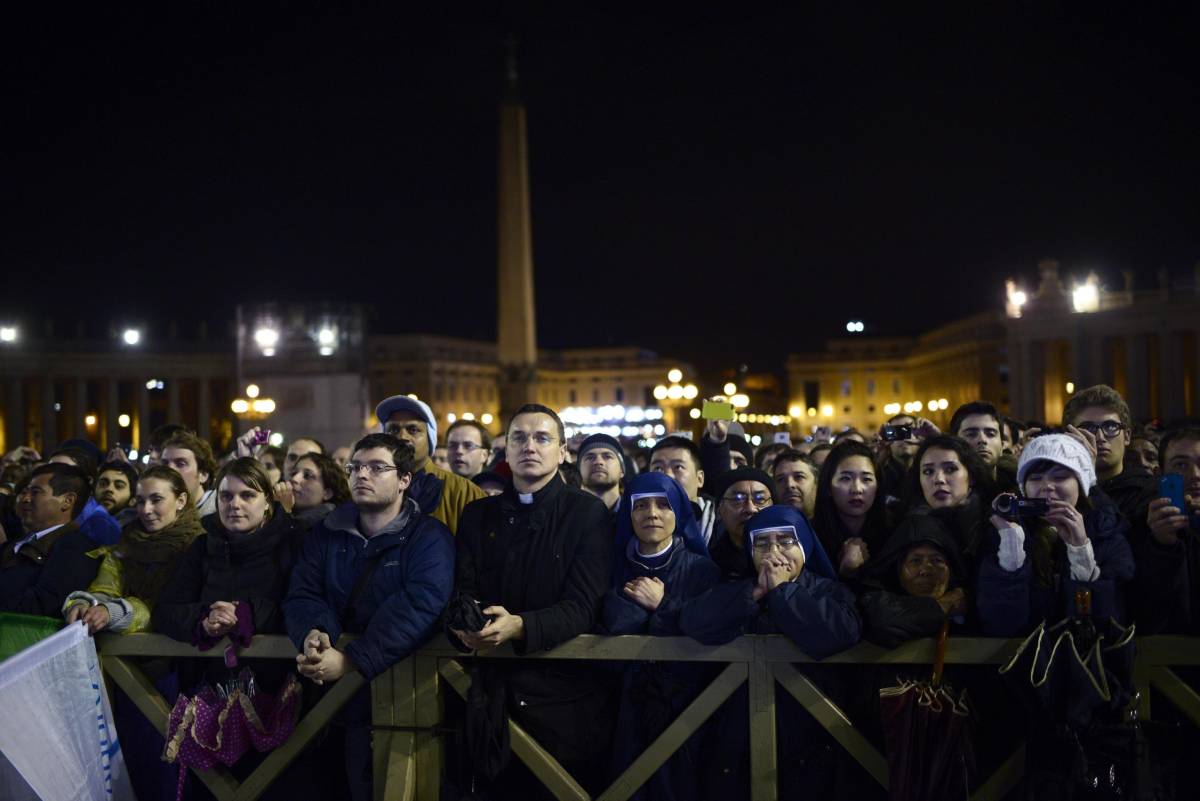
[152,506,302,640]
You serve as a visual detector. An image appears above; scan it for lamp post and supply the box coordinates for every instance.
[652,368,698,432]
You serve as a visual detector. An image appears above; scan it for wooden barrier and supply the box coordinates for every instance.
[95,633,1200,801]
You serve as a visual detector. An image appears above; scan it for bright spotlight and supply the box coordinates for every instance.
[0,326,16,343]
[268,432,284,447]
[122,329,141,345]
[254,327,280,350]
[317,328,336,346]
[1072,283,1099,313]
[117,414,131,428]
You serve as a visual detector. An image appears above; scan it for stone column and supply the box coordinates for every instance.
[167,377,182,424]
[197,377,211,440]
[137,382,152,453]
[1159,331,1185,420]
[5,377,26,451]
[74,377,90,441]
[104,378,120,451]
[41,376,57,452]
[1125,335,1150,420]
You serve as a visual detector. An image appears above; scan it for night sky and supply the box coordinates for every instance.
[4,6,1198,372]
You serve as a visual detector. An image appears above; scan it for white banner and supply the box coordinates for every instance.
[0,623,135,801]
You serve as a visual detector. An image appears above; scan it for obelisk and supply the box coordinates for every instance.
[496,37,539,423]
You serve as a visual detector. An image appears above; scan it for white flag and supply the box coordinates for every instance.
[0,623,135,801]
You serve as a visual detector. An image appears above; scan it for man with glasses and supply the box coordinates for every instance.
[285,432,454,801]
[444,419,492,480]
[375,394,486,534]
[1063,384,1153,523]
[706,467,778,580]
[450,404,615,795]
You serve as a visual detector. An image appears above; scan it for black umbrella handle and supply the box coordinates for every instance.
[932,619,950,687]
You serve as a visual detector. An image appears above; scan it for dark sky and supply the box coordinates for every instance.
[3,5,1198,371]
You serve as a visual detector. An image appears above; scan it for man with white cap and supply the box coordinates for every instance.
[977,431,1134,638]
[375,395,486,534]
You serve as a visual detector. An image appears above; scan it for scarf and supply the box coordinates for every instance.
[116,505,205,606]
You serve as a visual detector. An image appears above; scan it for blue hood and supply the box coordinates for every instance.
[743,505,836,580]
[615,472,707,565]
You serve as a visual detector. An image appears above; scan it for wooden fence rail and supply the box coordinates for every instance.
[95,633,1200,801]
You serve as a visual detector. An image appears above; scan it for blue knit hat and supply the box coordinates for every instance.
[743,505,836,580]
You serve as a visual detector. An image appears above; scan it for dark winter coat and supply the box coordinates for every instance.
[1129,516,1200,636]
[604,538,721,635]
[152,506,302,640]
[977,488,1134,637]
[452,474,615,777]
[856,514,973,648]
[0,521,99,616]
[283,498,454,681]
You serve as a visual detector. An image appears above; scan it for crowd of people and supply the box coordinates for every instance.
[0,383,1197,800]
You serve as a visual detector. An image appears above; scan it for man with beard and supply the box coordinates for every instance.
[285,433,453,801]
[450,404,613,795]
[94,460,138,516]
[578,433,625,517]
[771,449,818,520]
[949,401,1017,496]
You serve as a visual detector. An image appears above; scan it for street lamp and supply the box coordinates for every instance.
[122,328,141,346]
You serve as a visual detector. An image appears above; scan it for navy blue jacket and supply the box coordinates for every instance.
[977,488,1135,637]
[283,498,454,681]
[603,538,721,636]
[680,571,861,659]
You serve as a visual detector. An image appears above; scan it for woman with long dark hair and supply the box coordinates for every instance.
[811,440,890,577]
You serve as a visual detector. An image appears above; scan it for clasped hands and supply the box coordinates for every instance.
[752,554,799,601]
[295,629,354,685]
[449,605,524,651]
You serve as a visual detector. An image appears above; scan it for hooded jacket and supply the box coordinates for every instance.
[283,497,454,681]
[856,515,970,648]
[680,507,860,659]
[977,487,1134,637]
[417,460,487,535]
[152,505,302,640]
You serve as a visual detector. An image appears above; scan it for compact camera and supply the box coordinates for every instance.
[880,424,913,442]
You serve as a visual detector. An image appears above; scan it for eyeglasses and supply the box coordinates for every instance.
[446,441,484,452]
[345,461,400,477]
[1076,421,1125,440]
[752,536,799,552]
[509,432,558,448]
[722,491,772,509]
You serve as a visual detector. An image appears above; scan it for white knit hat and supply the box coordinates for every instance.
[1016,434,1096,496]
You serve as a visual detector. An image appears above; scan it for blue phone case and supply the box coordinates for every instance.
[1160,473,1186,511]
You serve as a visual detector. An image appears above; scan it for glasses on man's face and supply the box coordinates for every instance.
[345,461,400,477]
[1076,421,1125,440]
[752,535,799,552]
[385,423,426,439]
[509,432,558,448]
[447,441,483,453]
[722,491,772,510]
